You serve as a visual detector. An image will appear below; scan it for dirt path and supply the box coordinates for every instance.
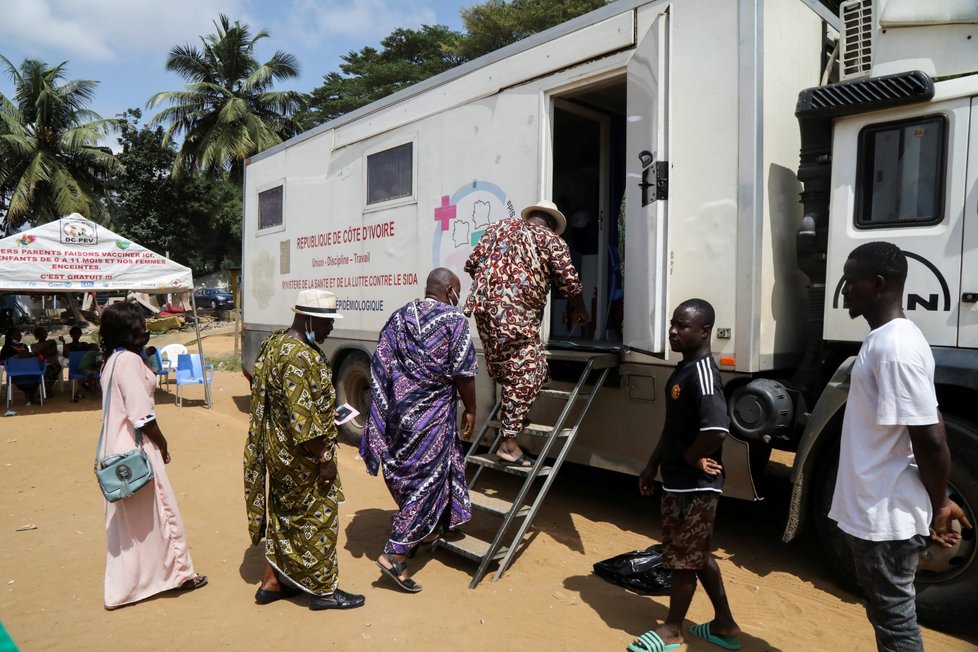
[1,337,975,651]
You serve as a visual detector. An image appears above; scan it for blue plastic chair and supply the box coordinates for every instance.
[68,351,100,401]
[146,349,170,391]
[4,356,47,409]
[174,353,214,407]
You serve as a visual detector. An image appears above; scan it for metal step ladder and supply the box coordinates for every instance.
[437,349,618,588]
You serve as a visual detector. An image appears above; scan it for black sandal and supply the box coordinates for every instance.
[495,452,535,467]
[376,554,423,593]
[178,575,208,591]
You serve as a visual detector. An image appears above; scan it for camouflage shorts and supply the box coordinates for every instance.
[660,491,719,570]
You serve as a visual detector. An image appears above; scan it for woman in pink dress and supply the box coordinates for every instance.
[98,302,207,609]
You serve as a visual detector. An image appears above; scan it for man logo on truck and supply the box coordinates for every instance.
[831,249,951,312]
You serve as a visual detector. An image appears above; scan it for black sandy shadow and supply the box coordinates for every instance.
[231,394,250,414]
[457,459,661,561]
[344,507,396,559]
[154,387,219,409]
[2,387,102,417]
[239,543,266,584]
[345,506,496,586]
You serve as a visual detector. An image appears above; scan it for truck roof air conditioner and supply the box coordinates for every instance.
[839,0,874,80]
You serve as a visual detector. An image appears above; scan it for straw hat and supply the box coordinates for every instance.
[291,289,344,319]
[520,200,567,236]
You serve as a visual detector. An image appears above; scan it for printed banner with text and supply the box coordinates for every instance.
[0,214,193,292]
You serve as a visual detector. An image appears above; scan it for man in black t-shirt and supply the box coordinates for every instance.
[628,299,742,652]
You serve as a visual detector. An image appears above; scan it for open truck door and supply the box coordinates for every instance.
[623,11,670,356]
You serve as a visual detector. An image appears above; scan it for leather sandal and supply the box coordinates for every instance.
[495,452,534,467]
[309,588,366,610]
[377,554,423,593]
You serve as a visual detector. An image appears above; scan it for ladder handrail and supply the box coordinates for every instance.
[492,366,611,582]
[466,359,594,587]
[466,357,607,588]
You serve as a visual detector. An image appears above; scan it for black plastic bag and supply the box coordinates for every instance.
[592,544,672,595]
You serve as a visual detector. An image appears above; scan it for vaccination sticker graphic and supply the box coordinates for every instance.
[431,180,515,272]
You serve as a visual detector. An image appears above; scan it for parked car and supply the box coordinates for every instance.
[194,288,235,310]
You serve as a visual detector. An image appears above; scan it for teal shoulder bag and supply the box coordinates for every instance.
[94,352,154,502]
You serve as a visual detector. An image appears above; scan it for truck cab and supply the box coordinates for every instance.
[781,0,978,632]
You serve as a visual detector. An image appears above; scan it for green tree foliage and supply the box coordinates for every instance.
[300,1,609,129]
[301,25,461,128]
[0,56,121,230]
[452,0,611,62]
[147,14,304,183]
[109,109,241,275]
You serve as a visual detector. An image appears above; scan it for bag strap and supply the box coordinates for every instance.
[94,351,143,466]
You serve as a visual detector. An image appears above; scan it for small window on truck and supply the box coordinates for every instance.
[258,185,284,230]
[367,143,413,205]
[855,115,946,228]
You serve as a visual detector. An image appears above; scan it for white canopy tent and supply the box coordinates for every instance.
[0,214,212,407]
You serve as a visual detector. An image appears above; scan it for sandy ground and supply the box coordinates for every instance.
[1,333,976,651]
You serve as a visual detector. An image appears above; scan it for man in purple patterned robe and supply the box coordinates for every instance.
[361,268,478,592]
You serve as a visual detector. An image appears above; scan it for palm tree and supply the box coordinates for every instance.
[148,14,304,183]
[0,56,121,230]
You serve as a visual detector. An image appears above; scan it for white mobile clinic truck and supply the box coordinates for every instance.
[242,0,977,629]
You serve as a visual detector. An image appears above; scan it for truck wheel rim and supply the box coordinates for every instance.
[916,482,976,583]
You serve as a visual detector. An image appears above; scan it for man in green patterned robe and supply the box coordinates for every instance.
[243,290,365,610]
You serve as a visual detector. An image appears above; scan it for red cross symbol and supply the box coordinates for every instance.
[434,195,456,231]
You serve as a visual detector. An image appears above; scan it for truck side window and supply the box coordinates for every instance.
[367,142,413,205]
[258,185,284,230]
[855,115,946,228]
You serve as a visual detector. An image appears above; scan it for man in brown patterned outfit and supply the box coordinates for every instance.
[463,200,588,466]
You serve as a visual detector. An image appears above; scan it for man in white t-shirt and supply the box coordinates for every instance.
[830,242,971,651]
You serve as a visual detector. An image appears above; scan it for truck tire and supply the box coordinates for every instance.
[813,417,978,634]
[335,353,372,444]
[915,415,978,633]
[812,438,858,591]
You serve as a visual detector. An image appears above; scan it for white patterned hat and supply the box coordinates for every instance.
[290,290,344,319]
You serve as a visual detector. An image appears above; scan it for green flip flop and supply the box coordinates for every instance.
[626,630,681,652]
[689,622,741,650]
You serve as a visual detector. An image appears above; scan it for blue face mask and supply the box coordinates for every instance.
[304,317,317,344]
